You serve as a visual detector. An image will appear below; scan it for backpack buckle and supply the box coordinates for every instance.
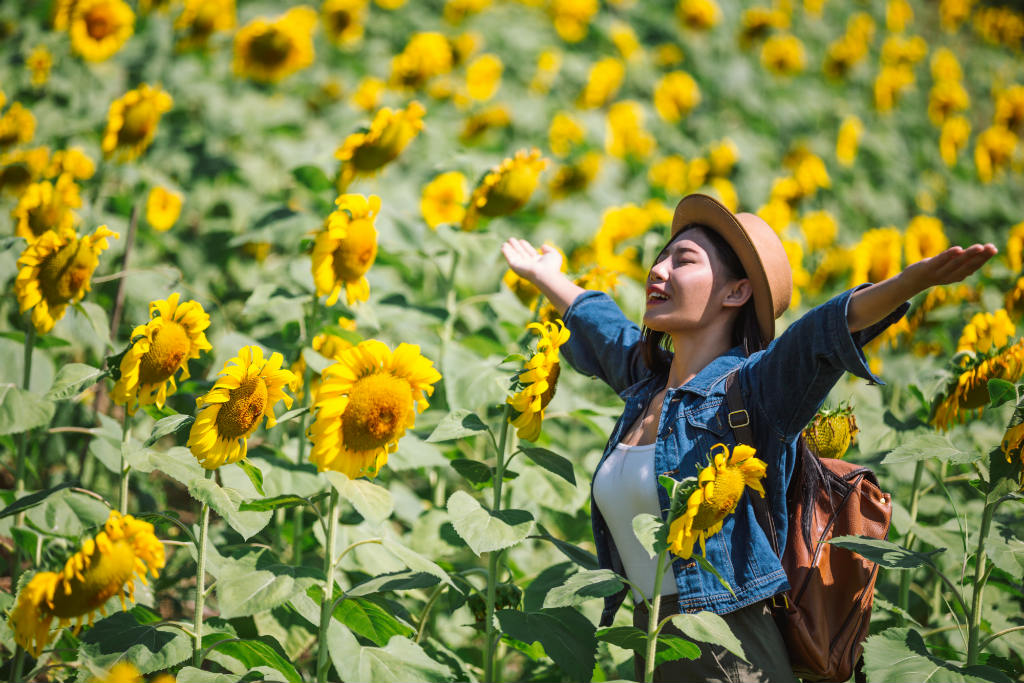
[770,593,790,610]
[727,409,749,429]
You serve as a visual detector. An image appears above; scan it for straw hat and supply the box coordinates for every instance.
[670,193,793,342]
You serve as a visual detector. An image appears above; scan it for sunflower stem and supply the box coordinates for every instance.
[415,582,447,644]
[193,469,214,668]
[644,549,670,683]
[484,404,513,683]
[292,298,317,566]
[316,488,340,682]
[11,320,36,593]
[8,646,25,683]
[898,460,925,611]
[119,409,131,515]
[109,198,140,340]
[966,499,995,666]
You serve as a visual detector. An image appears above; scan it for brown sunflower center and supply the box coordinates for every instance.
[215,375,269,440]
[38,239,88,306]
[119,100,157,145]
[327,9,353,34]
[341,372,411,452]
[250,28,293,67]
[192,3,221,34]
[138,321,190,386]
[49,539,135,618]
[331,220,377,282]
[0,164,31,191]
[538,362,560,409]
[85,6,117,41]
[27,202,64,238]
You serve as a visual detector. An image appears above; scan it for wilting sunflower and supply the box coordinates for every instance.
[12,175,82,241]
[308,340,441,478]
[101,84,173,161]
[312,193,380,306]
[9,511,165,658]
[232,5,317,83]
[187,345,295,469]
[146,186,183,231]
[68,0,135,62]
[15,225,118,335]
[421,171,467,229]
[462,148,548,231]
[933,339,1024,430]
[335,101,425,190]
[175,0,236,50]
[112,293,212,414]
[667,443,767,559]
[507,320,571,442]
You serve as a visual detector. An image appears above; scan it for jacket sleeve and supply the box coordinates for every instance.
[739,284,911,439]
[559,290,652,397]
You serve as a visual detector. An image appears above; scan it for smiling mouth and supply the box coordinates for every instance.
[646,292,669,305]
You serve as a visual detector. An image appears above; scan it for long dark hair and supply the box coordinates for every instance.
[639,224,768,373]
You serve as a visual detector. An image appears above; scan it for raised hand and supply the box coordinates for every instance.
[500,238,564,286]
[902,243,998,289]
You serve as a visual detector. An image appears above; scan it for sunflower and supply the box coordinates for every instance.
[101,84,173,161]
[15,225,118,335]
[462,148,547,231]
[549,152,602,198]
[605,101,654,160]
[904,215,949,263]
[112,293,213,415]
[836,115,863,167]
[27,45,54,87]
[421,171,467,229]
[308,340,441,478]
[465,53,503,102]
[68,0,135,62]
[48,147,96,181]
[940,116,970,166]
[175,0,236,50]
[932,339,1024,430]
[335,101,425,190]
[350,76,386,112]
[653,71,701,123]
[577,57,624,109]
[0,146,51,196]
[187,345,295,469]
[289,325,355,402]
[12,175,82,241]
[974,125,1018,184]
[0,101,36,148]
[146,186,183,231]
[957,310,1015,355]
[507,320,571,442]
[8,511,164,658]
[322,0,367,47]
[676,0,720,30]
[232,6,317,83]
[548,0,598,42]
[389,32,453,90]
[667,443,767,559]
[459,105,511,143]
[312,193,380,306]
[1000,420,1024,475]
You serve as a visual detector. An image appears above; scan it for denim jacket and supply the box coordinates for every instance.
[560,285,910,626]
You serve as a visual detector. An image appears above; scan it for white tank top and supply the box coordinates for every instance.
[592,442,678,602]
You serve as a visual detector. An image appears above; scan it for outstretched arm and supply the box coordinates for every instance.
[847,243,998,333]
[500,238,584,317]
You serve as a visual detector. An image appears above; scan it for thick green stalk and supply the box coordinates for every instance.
[193,469,214,668]
[8,647,25,683]
[898,460,925,611]
[316,489,340,682]
[484,405,512,683]
[292,296,318,566]
[644,550,670,683]
[415,582,447,643]
[11,322,36,594]
[966,501,995,666]
[119,410,131,514]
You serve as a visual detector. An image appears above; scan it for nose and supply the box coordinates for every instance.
[648,258,669,283]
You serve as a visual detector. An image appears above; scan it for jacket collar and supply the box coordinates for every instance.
[622,346,746,399]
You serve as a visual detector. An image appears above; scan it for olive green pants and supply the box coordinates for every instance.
[633,597,797,683]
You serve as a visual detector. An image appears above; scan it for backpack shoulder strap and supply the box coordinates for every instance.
[724,370,781,559]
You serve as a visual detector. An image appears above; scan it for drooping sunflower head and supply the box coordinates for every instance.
[15,225,118,335]
[308,340,441,478]
[112,293,213,414]
[9,511,164,658]
[312,193,381,306]
[69,0,135,62]
[335,101,426,189]
[932,338,1024,430]
[462,148,548,231]
[101,84,173,161]
[12,175,82,241]
[187,345,295,469]
[667,442,767,559]
[232,5,317,82]
[507,320,571,442]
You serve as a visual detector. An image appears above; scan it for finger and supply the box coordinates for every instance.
[513,238,535,258]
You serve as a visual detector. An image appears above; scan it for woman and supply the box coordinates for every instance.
[501,193,996,682]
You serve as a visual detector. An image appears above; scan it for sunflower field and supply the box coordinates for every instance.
[1,0,1024,680]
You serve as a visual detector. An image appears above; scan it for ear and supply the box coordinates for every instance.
[722,278,752,309]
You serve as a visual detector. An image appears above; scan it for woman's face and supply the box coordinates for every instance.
[642,228,748,334]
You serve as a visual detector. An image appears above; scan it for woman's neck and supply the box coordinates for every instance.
[665,327,735,389]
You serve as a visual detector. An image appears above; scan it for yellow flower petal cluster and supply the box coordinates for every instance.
[48,147,96,181]
[465,53,503,102]
[578,57,624,109]
[886,0,913,32]
[503,244,568,309]
[974,125,1018,183]
[289,324,355,402]
[0,147,51,196]
[1005,276,1024,321]
[605,100,654,160]
[389,32,453,90]
[421,171,468,229]
[874,65,915,113]
[308,340,441,477]
[174,0,236,50]
[1007,221,1024,274]
[957,309,1015,354]
[939,0,972,32]
[649,155,690,196]
[933,340,1024,430]
[322,0,368,47]
[799,210,838,252]
[530,48,562,94]
[187,345,295,469]
[312,193,380,306]
[508,320,571,442]
[12,174,82,241]
[928,80,969,127]
[459,104,511,142]
[994,85,1024,133]
[653,71,701,123]
[146,186,183,231]
[15,225,118,335]
[232,6,317,83]
[738,7,789,47]
[462,148,548,230]
[112,293,212,414]
[904,215,948,263]
[548,0,598,42]
[335,101,425,189]
[850,227,902,286]
[548,111,585,158]
[584,203,657,280]
[973,7,1024,49]
[350,76,386,112]
[69,0,135,62]
[0,102,36,149]
[610,20,642,61]
[27,45,54,87]
[667,443,767,559]
[940,116,971,166]
[930,48,963,83]
[9,511,164,658]
[653,43,685,68]
[880,35,928,67]
[836,115,863,166]
[760,34,805,76]
[549,152,602,198]
[676,0,720,30]
[101,84,173,161]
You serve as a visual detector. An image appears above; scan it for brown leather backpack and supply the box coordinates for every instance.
[725,372,892,682]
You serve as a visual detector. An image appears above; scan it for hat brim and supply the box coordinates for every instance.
[670,193,776,342]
